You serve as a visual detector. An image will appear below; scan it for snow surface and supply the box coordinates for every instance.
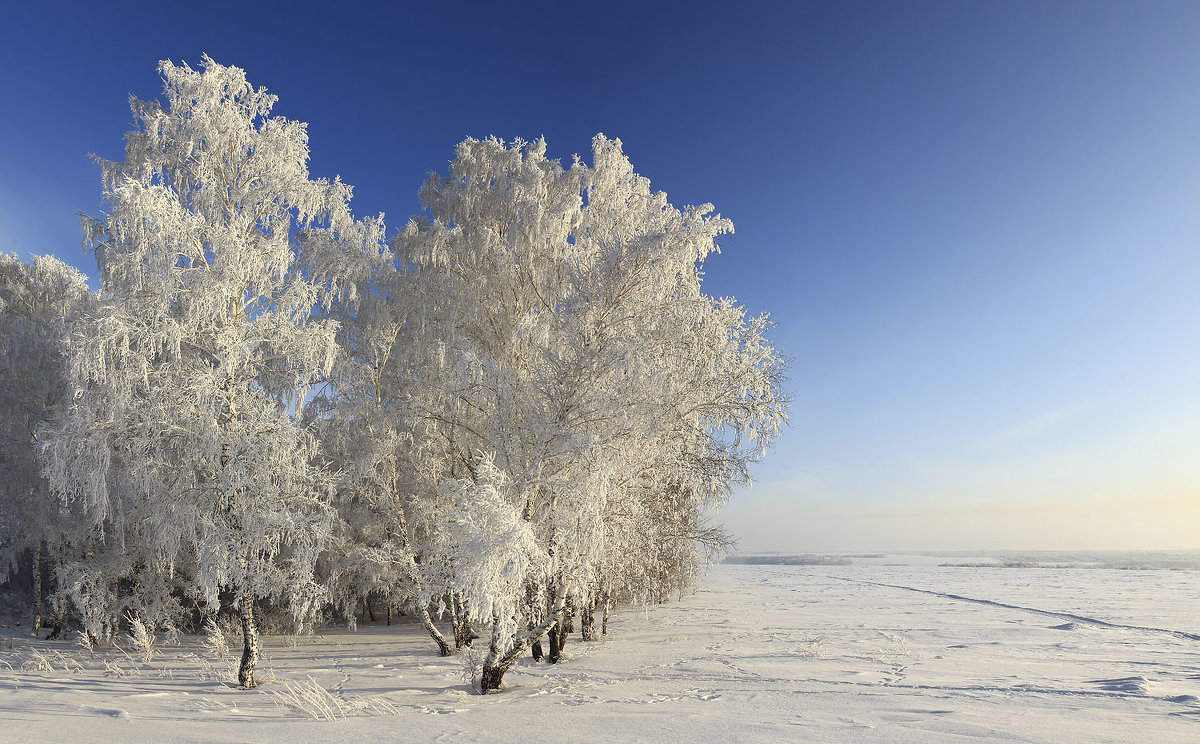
[2,559,1197,742]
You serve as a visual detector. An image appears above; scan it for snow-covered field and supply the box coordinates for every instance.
[3,559,1198,742]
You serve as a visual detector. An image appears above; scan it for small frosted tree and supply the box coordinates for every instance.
[40,56,359,688]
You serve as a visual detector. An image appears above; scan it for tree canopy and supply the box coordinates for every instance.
[2,57,788,694]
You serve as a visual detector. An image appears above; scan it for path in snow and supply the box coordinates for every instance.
[829,574,1200,641]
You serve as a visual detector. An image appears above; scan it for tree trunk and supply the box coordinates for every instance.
[547,620,562,663]
[556,618,569,658]
[601,594,610,636]
[481,584,569,693]
[480,661,506,693]
[580,597,598,641]
[102,575,119,647]
[483,614,560,692]
[417,602,452,656]
[480,612,515,694]
[386,475,453,656]
[452,592,472,649]
[544,577,562,663]
[482,497,573,691]
[46,544,65,640]
[238,586,260,689]
[31,542,42,637]
[527,581,543,660]
[480,613,505,692]
[387,602,392,626]
[108,583,119,646]
[548,598,573,662]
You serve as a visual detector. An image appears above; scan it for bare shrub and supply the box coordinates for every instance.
[126,613,157,664]
[271,676,345,721]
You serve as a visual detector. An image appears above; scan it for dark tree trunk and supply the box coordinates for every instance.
[46,545,65,640]
[601,596,610,636]
[527,580,542,660]
[580,597,599,641]
[238,587,260,689]
[105,575,120,646]
[480,663,506,694]
[484,616,557,690]
[387,602,393,626]
[547,597,574,663]
[31,542,42,637]
[481,587,569,693]
[454,615,472,649]
[547,620,562,663]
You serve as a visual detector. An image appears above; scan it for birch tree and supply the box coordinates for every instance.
[40,56,357,688]
[307,219,476,655]
[0,254,94,636]
[399,135,788,692]
[8,53,787,695]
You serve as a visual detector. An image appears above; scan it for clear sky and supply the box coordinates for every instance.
[3,1,1197,552]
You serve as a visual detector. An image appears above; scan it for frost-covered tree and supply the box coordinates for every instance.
[305,217,474,655]
[398,135,788,692]
[39,57,360,688]
[0,254,94,636]
[7,53,786,696]
[394,137,587,688]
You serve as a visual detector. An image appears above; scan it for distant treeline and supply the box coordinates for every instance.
[941,560,1200,571]
[936,550,1200,571]
[724,555,852,566]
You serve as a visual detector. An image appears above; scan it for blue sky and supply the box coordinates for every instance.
[3,1,1198,551]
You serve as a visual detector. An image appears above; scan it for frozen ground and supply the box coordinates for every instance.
[2,558,1198,742]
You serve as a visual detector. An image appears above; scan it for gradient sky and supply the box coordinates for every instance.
[3,1,1197,552]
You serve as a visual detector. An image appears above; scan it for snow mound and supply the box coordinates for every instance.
[1090,676,1151,695]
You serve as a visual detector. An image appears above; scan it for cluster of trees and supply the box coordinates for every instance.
[0,57,787,693]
